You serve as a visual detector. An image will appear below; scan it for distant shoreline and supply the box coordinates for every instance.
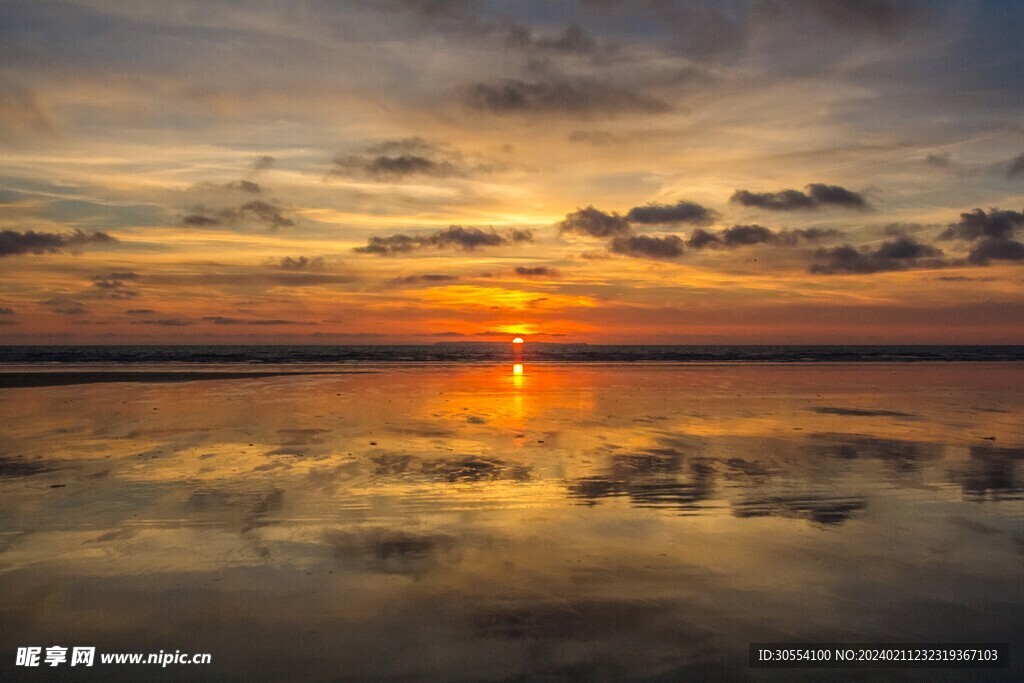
[1,344,1022,366]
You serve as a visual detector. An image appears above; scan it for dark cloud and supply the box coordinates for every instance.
[145,271,355,288]
[274,256,325,270]
[130,318,192,326]
[609,234,684,259]
[575,1,747,59]
[124,309,156,315]
[0,307,14,315]
[626,200,717,226]
[1008,152,1024,179]
[687,228,720,249]
[182,213,220,226]
[464,78,670,116]
[802,0,925,37]
[515,266,558,277]
[505,23,597,54]
[331,138,476,181]
[558,206,630,238]
[781,227,844,243]
[730,184,867,211]
[309,331,386,340]
[926,152,952,168]
[332,154,460,180]
[805,183,868,208]
[430,225,532,250]
[967,238,1024,265]
[42,297,87,315]
[687,225,840,249]
[252,155,275,171]
[356,234,417,255]
[391,273,461,284]
[196,179,263,194]
[364,137,436,155]
[858,236,941,260]
[201,317,299,326]
[939,208,1024,241]
[89,277,139,299]
[94,271,139,281]
[89,271,140,297]
[235,201,293,229]
[566,203,838,260]
[225,180,261,194]
[391,0,487,26]
[183,201,294,230]
[93,285,136,297]
[730,188,814,211]
[719,224,776,246]
[0,229,116,257]
[355,225,532,255]
[809,236,945,274]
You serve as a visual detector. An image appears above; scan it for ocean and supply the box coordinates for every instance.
[2,344,1023,365]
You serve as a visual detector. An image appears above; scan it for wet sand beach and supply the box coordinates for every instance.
[0,370,357,389]
[0,363,1021,681]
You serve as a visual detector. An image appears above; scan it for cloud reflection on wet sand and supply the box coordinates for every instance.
[0,363,1022,681]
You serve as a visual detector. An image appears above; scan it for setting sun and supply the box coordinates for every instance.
[512,337,524,344]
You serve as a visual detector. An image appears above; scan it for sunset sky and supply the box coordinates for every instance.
[1,0,1023,344]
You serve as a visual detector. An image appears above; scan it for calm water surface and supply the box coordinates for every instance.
[0,363,1021,681]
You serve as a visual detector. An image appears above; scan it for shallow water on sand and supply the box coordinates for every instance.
[0,363,1022,681]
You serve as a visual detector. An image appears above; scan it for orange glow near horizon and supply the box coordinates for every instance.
[1,3,1023,348]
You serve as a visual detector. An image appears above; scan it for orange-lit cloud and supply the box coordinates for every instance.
[0,2,1022,343]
